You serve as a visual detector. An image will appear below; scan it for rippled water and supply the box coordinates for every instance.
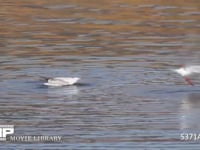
[1,0,200,149]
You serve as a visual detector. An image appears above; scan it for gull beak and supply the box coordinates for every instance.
[184,77,194,86]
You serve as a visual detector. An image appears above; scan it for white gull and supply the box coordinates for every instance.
[174,65,200,85]
[43,77,80,86]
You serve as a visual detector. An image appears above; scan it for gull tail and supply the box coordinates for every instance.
[38,76,51,81]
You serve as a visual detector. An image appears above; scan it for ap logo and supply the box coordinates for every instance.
[0,125,14,141]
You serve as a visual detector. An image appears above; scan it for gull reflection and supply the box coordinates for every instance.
[180,93,200,130]
[47,86,79,99]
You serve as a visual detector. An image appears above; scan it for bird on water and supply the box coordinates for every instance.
[43,77,80,86]
[174,65,200,86]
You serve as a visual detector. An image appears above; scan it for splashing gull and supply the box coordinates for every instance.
[174,65,200,85]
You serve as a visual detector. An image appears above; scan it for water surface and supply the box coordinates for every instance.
[1,0,200,149]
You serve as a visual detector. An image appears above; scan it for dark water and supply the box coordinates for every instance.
[1,0,200,149]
